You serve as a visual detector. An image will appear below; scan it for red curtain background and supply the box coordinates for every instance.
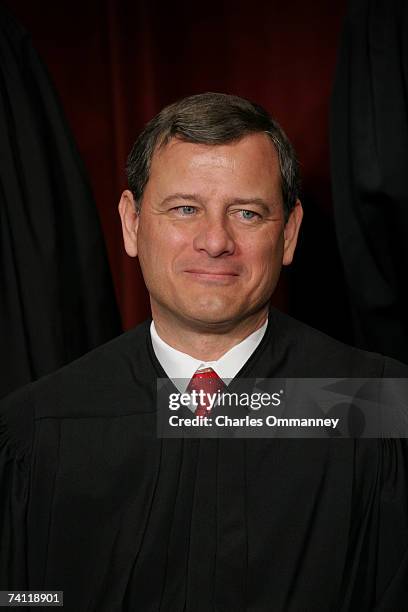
[3,0,347,336]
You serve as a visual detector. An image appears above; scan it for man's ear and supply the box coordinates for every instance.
[283,199,303,266]
[118,189,139,258]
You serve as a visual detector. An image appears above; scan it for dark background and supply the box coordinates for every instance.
[2,0,349,339]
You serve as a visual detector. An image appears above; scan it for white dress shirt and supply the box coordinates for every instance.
[150,319,268,394]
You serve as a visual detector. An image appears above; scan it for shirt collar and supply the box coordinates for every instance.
[150,318,268,392]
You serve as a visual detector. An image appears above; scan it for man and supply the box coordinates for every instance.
[1,93,407,611]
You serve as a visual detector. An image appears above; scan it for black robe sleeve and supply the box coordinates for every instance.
[372,358,408,609]
[0,386,33,589]
[347,438,408,610]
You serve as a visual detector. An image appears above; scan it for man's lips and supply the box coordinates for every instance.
[183,269,240,282]
[185,269,239,276]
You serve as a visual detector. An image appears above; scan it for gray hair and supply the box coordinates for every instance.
[126,92,300,220]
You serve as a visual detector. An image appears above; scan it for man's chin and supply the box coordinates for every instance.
[179,301,248,330]
[152,293,262,331]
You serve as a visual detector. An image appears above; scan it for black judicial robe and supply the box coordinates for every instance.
[1,308,408,611]
[0,7,121,398]
[330,0,408,364]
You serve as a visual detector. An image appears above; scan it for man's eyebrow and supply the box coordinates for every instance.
[227,197,278,212]
[159,193,205,207]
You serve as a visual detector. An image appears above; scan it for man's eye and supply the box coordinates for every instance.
[238,209,260,221]
[176,205,196,215]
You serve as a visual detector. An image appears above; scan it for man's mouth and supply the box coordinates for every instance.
[184,269,240,283]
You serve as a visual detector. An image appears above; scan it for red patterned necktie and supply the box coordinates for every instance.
[186,367,225,416]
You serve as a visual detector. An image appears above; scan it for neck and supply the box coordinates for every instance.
[151,304,269,361]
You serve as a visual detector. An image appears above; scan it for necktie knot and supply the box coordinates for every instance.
[187,367,225,416]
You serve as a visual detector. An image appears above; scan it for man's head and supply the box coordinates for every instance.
[119,92,303,332]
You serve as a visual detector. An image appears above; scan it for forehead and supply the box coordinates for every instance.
[147,133,281,197]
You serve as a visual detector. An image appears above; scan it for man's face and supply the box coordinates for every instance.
[120,133,302,329]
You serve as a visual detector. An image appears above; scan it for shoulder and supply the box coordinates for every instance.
[0,319,154,428]
[267,307,408,377]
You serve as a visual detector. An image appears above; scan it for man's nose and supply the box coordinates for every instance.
[192,215,235,257]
